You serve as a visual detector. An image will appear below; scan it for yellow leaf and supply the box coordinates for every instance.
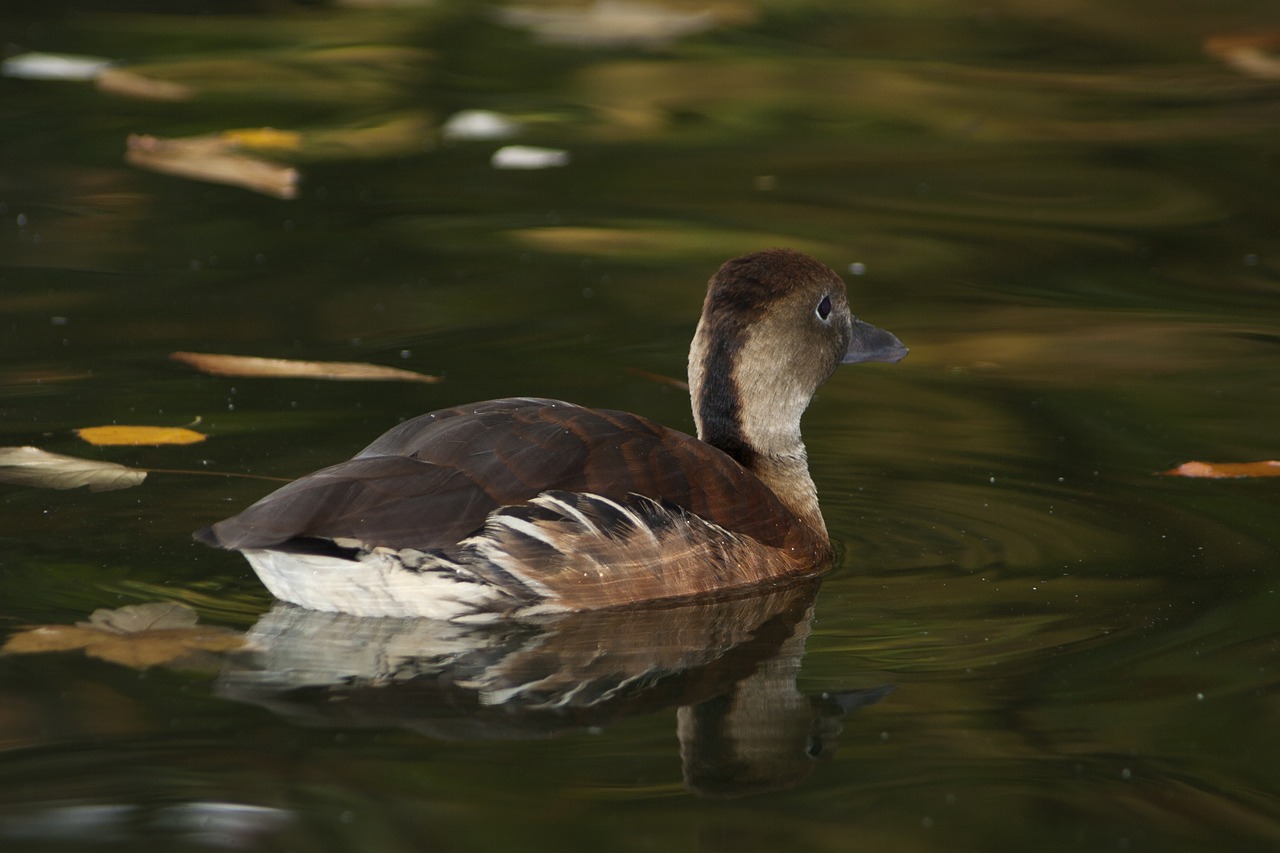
[222,127,304,150]
[76,425,207,446]
[1162,460,1280,479]
[170,351,442,383]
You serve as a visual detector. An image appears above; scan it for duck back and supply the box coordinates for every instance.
[198,398,826,580]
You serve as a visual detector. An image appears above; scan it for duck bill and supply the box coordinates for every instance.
[842,318,908,365]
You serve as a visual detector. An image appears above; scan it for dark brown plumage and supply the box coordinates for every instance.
[199,401,805,555]
[195,249,907,620]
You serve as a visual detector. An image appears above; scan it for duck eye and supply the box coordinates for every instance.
[816,295,832,321]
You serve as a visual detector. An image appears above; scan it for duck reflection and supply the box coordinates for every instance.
[217,579,889,798]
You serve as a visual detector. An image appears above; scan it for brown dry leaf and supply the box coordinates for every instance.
[1205,33,1280,80]
[96,67,196,100]
[1162,460,1280,479]
[126,133,299,199]
[171,351,442,383]
[2,603,246,670]
[76,425,207,447]
[0,446,147,491]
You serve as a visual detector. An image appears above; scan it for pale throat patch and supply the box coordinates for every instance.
[732,319,813,459]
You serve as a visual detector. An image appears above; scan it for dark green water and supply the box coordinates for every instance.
[2,2,1279,850]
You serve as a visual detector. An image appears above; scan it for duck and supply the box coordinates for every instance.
[195,248,907,621]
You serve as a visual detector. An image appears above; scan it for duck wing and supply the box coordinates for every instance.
[196,398,800,555]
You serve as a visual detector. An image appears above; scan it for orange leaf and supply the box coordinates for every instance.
[1162,460,1280,479]
[76,425,207,446]
[171,351,442,383]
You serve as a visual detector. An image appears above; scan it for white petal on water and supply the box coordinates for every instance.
[442,109,522,141]
[491,145,570,170]
[2,52,114,81]
[498,1,719,48]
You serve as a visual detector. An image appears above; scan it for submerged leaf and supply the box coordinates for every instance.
[0,446,147,492]
[84,602,200,632]
[1162,460,1280,479]
[76,425,207,446]
[170,351,442,383]
[2,603,245,670]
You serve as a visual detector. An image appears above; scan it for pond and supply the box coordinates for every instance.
[2,1,1279,850]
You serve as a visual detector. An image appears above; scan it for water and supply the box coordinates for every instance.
[2,2,1279,850]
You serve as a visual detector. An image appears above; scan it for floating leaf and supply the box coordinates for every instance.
[96,68,196,101]
[1205,33,1280,80]
[126,133,299,199]
[170,351,442,383]
[76,425,207,447]
[2,603,245,670]
[1162,460,1280,479]
[0,446,147,492]
[221,127,304,150]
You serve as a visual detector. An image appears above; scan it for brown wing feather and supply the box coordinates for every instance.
[468,492,826,612]
[198,398,809,556]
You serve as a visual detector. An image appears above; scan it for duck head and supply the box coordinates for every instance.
[688,248,907,465]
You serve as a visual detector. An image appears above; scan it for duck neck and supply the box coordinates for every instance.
[688,321,829,542]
